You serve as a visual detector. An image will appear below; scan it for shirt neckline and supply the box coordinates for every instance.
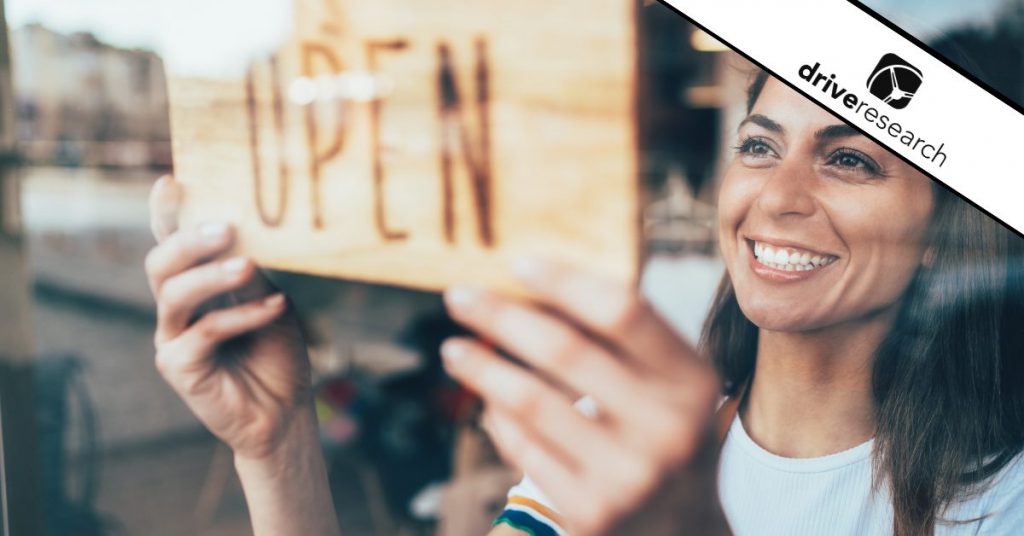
[727,414,875,474]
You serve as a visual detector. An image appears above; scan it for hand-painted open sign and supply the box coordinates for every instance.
[166,0,642,292]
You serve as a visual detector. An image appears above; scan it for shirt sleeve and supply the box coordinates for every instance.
[493,397,600,536]
[494,475,567,536]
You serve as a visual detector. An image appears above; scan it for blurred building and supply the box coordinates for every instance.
[11,23,171,169]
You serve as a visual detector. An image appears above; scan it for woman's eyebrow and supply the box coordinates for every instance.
[814,123,860,140]
[738,114,784,134]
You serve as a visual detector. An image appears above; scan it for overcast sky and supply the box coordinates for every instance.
[6,0,293,77]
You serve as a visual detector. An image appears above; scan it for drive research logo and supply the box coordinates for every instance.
[866,53,923,109]
[797,60,948,168]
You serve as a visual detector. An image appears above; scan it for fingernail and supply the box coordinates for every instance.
[222,256,248,274]
[160,177,182,203]
[264,293,285,308]
[444,285,481,312]
[512,256,548,283]
[199,222,229,241]
[440,338,468,366]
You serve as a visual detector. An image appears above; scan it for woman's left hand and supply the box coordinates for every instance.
[441,259,729,536]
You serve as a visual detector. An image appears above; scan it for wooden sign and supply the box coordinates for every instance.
[166,0,641,292]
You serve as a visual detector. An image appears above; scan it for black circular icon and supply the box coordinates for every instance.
[867,54,923,110]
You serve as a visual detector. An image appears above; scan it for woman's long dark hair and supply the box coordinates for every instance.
[699,70,1024,536]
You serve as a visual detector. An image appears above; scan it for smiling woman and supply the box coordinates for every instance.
[701,72,1024,535]
[479,72,1024,536]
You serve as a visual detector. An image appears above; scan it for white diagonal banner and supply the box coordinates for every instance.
[663,0,1024,235]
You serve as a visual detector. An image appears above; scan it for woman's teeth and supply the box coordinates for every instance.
[753,241,837,271]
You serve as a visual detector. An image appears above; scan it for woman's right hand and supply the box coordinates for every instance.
[144,176,314,462]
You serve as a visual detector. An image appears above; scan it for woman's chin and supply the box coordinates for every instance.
[744,314,807,332]
[736,298,825,333]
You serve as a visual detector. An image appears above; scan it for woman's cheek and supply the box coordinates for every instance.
[826,191,931,315]
[717,169,760,263]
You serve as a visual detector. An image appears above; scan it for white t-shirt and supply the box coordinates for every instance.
[497,415,1024,535]
[719,415,1024,535]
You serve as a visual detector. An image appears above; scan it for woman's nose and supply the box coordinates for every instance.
[755,157,818,219]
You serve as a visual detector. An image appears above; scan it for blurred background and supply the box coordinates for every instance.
[0,0,1020,535]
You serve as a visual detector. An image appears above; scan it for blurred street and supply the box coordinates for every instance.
[24,166,155,307]
[24,167,195,447]
[21,167,251,535]
[21,166,444,535]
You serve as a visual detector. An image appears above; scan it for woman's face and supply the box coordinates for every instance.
[718,78,935,332]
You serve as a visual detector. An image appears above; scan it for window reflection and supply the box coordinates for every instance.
[2,1,1020,535]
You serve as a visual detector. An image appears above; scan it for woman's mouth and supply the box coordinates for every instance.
[745,238,839,282]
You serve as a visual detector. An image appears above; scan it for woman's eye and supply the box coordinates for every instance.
[735,137,776,159]
[826,149,881,175]
[834,153,865,168]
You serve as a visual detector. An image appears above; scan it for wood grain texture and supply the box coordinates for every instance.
[167,0,640,293]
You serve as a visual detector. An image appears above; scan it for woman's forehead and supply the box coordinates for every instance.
[747,78,837,131]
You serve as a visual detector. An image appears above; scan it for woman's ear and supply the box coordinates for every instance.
[922,246,937,268]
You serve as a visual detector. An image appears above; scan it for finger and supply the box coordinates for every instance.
[444,286,720,450]
[155,256,257,344]
[483,409,614,536]
[218,265,277,307]
[144,222,234,298]
[443,286,643,413]
[149,175,183,242]
[511,257,701,375]
[441,337,625,469]
[157,293,288,378]
[482,407,580,498]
